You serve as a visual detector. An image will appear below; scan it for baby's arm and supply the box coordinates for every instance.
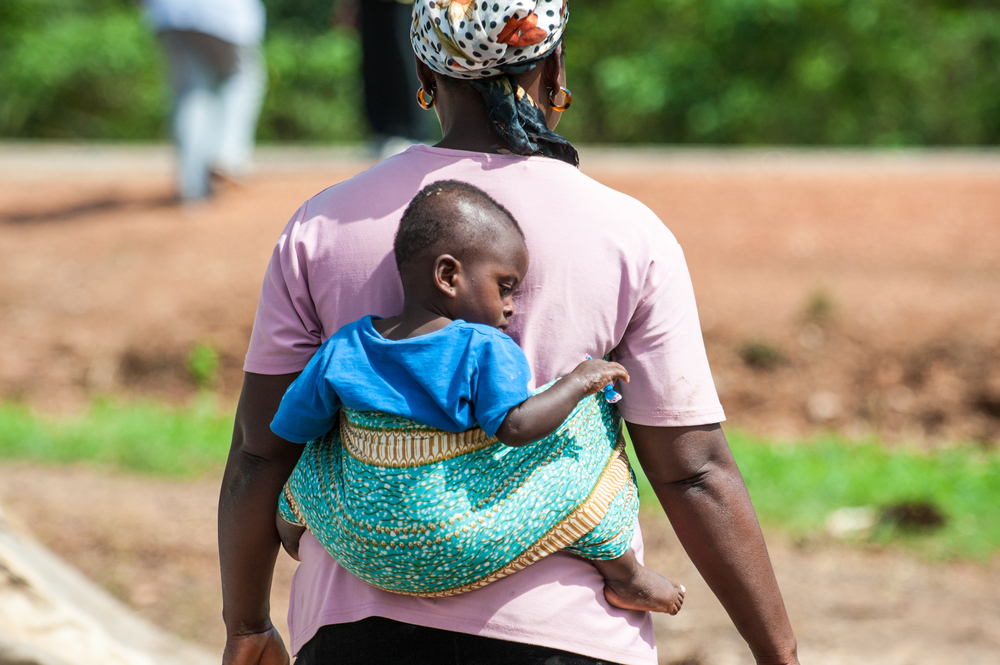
[494,359,629,447]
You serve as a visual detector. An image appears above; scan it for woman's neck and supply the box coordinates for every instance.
[434,131,510,155]
[432,81,512,155]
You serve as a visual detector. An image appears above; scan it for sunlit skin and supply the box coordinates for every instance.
[220,43,799,665]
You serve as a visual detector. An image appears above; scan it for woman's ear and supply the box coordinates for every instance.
[540,44,567,129]
[415,56,437,95]
[543,43,567,91]
[433,255,462,297]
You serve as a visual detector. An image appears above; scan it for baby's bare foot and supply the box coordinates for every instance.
[603,566,685,615]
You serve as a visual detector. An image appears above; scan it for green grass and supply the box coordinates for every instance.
[0,396,232,478]
[625,428,1000,561]
[1,399,998,560]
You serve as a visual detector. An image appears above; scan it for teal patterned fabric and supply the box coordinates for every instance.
[279,383,639,597]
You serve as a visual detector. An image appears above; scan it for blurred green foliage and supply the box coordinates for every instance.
[186,343,220,389]
[0,0,165,139]
[259,26,363,141]
[625,428,1000,561]
[2,0,999,144]
[0,0,364,141]
[0,397,232,478]
[561,0,1000,145]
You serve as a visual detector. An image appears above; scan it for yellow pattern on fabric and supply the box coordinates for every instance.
[277,388,639,596]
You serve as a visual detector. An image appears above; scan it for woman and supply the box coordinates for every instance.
[219,1,800,663]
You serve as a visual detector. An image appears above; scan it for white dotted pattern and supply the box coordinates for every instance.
[411,0,569,79]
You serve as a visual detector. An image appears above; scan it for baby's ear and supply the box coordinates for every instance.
[433,254,462,296]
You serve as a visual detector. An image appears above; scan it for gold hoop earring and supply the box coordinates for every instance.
[416,86,436,110]
[548,86,572,112]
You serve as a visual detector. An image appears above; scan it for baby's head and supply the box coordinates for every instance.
[394,180,528,330]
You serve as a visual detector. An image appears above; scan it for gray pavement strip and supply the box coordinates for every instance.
[1,142,1000,178]
[0,506,215,665]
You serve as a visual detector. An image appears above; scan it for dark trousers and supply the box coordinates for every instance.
[359,0,428,140]
[296,616,622,664]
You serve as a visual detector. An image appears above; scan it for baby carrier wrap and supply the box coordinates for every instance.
[278,383,639,597]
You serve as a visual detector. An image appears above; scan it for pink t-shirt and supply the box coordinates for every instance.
[245,145,725,664]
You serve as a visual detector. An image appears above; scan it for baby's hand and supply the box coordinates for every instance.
[568,359,629,397]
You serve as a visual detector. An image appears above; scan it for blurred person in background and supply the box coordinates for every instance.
[143,0,268,202]
[336,0,429,157]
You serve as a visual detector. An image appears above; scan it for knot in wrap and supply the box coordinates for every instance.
[411,0,579,167]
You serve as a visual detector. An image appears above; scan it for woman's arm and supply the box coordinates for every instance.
[219,371,302,665]
[627,422,799,665]
[495,359,628,447]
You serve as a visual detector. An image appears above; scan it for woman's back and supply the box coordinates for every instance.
[245,144,723,663]
[249,144,715,405]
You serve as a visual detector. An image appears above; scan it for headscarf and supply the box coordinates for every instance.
[411,0,579,166]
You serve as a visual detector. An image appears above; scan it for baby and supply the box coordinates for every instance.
[271,180,684,614]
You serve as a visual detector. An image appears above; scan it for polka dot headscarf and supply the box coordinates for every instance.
[411,0,569,80]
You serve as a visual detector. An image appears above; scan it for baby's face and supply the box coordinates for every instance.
[452,236,529,331]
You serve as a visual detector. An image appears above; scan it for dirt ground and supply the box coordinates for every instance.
[2,146,998,444]
[1,145,999,662]
[2,462,998,664]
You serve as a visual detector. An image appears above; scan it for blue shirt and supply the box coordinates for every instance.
[271,316,533,442]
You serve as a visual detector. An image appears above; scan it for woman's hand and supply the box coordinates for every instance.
[567,359,629,397]
[223,626,290,665]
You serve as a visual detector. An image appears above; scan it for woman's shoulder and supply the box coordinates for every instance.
[294,149,439,223]
[518,165,681,253]
[523,161,671,225]
[574,171,664,217]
